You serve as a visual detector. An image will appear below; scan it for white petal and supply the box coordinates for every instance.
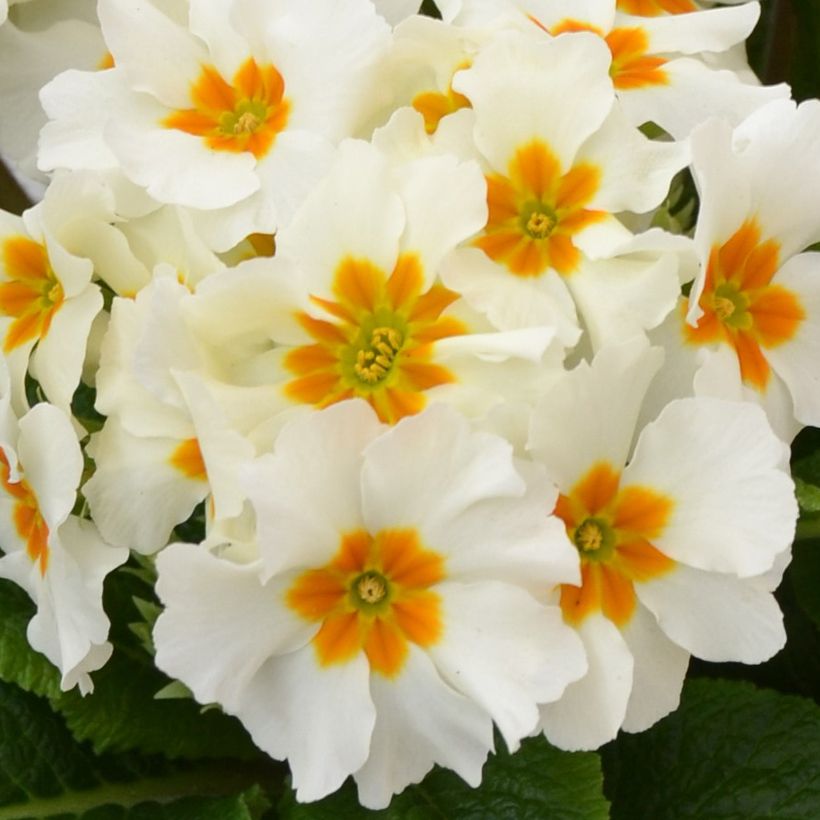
[528,337,663,491]
[361,403,524,537]
[395,153,487,287]
[354,646,492,810]
[620,604,689,734]
[106,112,260,210]
[636,563,786,663]
[430,580,586,751]
[83,419,209,554]
[244,400,383,577]
[765,252,820,429]
[30,286,103,411]
[277,140,404,288]
[454,31,614,172]
[236,647,375,803]
[624,397,796,577]
[539,614,633,751]
[17,403,82,531]
[98,0,206,108]
[154,543,313,710]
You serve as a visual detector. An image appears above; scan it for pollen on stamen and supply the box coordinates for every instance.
[575,520,604,552]
[713,295,736,321]
[234,111,261,134]
[527,211,555,239]
[354,327,403,385]
[356,572,387,604]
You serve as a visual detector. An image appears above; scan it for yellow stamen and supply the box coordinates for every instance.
[575,520,604,553]
[234,111,260,134]
[712,295,736,321]
[354,327,403,384]
[356,573,387,604]
[527,211,555,238]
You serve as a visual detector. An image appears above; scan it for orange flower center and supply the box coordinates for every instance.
[162,58,290,159]
[0,450,49,576]
[474,139,605,278]
[283,254,466,424]
[554,462,675,626]
[287,528,445,677]
[617,0,697,15]
[0,236,65,353]
[536,18,669,90]
[684,219,804,391]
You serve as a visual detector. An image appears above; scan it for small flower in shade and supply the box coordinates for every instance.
[0,174,104,415]
[0,362,127,693]
[527,337,795,750]
[153,401,585,808]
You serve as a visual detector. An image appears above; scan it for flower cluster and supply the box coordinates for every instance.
[0,0,812,809]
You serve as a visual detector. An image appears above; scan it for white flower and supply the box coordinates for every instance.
[0,362,126,692]
[527,337,795,749]
[0,173,104,415]
[154,401,585,807]
[38,0,391,248]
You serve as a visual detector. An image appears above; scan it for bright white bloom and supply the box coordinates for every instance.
[439,32,688,347]
[178,137,560,428]
[527,338,795,749]
[650,100,820,441]
[0,173,104,415]
[154,401,586,807]
[448,0,788,139]
[0,363,127,692]
[38,0,391,248]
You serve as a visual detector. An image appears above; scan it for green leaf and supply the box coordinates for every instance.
[603,679,820,820]
[279,735,609,819]
[795,478,820,514]
[51,639,260,763]
[0,580,61,699]
[0,679,274,820]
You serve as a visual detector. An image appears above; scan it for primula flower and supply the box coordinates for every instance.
[0,362,127,692]
[650,100,820,441]
[449,0,788,139]
[38,0,391,249]
[0,173,104,415]
[439,32,688,347]
[154,401,586,807]
[527,338,795,749]
[177,138,558,428]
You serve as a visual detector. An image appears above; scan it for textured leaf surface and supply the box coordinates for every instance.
[0,680,272,820]
[603,679,820,820]
[0,580,61,698]
[279,735,608,820]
